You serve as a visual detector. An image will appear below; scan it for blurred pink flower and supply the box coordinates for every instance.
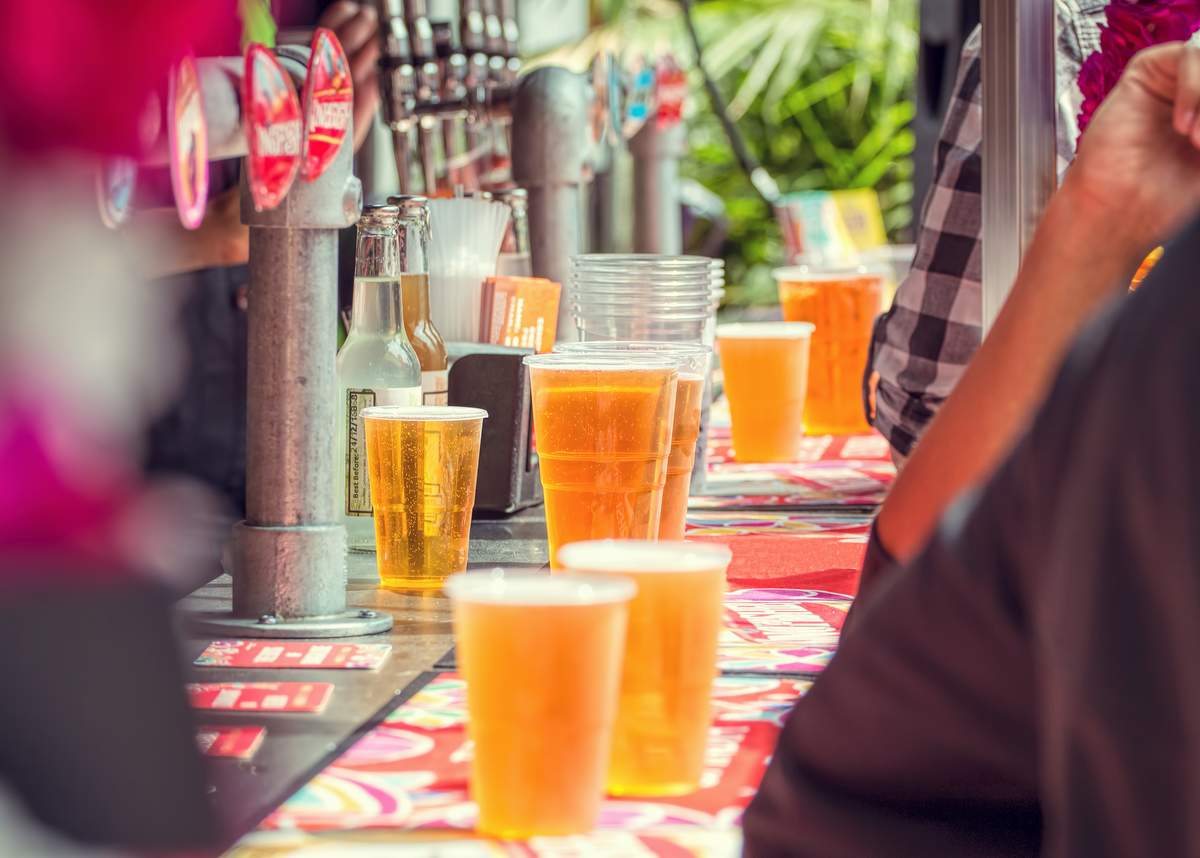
[0,389,140,576]
[0,0,238,157]
[1077,1,1200,139]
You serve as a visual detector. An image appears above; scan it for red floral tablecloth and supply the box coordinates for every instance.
[231,673,809,856]
[227,431,888,856]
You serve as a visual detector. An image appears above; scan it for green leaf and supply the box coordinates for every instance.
[239,0,277,51]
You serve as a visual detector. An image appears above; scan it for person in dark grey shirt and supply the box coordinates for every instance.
[745,209,1200,857]
[744,43,1200,857]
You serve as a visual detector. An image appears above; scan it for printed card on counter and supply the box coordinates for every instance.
[479,276,560,353]
[187,682,333,714]
[196,725,266,760]
[195,640,391,671]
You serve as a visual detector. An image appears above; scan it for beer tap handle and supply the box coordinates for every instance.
[460,0,486,53]
[402,0,444,194]
[403,0,440,101]
[374,0,418,192]
[481,0,505,79]
[375,0,416,122]
[498,0,521,79]
[434,20,476,189]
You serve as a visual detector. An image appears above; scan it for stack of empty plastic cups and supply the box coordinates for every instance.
[571,253,723,492]
[572,255,719,346]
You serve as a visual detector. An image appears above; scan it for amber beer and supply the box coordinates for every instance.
[554,342,711,541]
[661,373,706,540]
[558,540,732,796]
[774,265,884,435]
[524,354,678,567]
[362,406,486,589]
[717,323,815,462]
[446,571,635,837]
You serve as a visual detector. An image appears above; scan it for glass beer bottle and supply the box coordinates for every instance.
[388,195,448,405]
[337,205,423,552]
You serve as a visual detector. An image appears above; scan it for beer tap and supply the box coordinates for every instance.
[481,0,505,79]
[457,0,500,187]
[374,0,418,193]
[403,0,441,194]
[432,20,477,188]
[460,0,490,103]
[498,0,521,82]
[472,0,517,185]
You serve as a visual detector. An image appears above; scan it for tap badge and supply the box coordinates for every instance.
[655,56,687,129]
[168,54,209,229]
[96,157,138,230]
[243,43,302,211]
[301,28,354,182]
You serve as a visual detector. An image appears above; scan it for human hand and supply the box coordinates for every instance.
[196,187,248,268]
[317,1,381,153]
[1068,42,1200,264]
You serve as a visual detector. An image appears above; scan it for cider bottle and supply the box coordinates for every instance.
[336,205,422,553]
[388,195,449,404]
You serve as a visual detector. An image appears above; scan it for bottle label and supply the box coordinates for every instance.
[422,370,449,406]
[345,386,422,516]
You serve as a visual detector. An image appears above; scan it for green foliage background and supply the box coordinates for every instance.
[546,0,918,306]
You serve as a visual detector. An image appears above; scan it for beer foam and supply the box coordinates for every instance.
[524,353,679,371]
[445,571,637,606]
[772,264,889,282]
[361,405,487,421]
[557,540,732,574]
[716,322,815,340]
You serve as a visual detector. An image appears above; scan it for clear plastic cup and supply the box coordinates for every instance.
[362,405,487,589]
[575,317,712,346]
[554,342,712,540]
[773,264,885,435]
[717,322,816,462]
[860,244,916,307]
[447,570,636,837]
[524,353,679,567]
[557,540,732,797]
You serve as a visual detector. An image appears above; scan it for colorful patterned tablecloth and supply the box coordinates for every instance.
[438,587,848,678]
[230,673,809,857]
[226,426,885,856]
[720,588,847,675]
[692,419,895,511]
[686,511,869,594]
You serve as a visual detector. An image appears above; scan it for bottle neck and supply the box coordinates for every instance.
[397,218,429,275]
[350,277,405,336]
[353,228,398,278]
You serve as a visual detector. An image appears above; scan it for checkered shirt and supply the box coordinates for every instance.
[867,2,1106,457]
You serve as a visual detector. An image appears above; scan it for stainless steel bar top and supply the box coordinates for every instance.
[176,508,549,843]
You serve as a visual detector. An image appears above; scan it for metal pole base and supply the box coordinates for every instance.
[196,522,394,638]
[188,609,393,639]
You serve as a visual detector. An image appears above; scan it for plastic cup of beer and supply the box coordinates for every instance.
[524,353,679,567]
[446,570,636,838]
[773,264,884,435]
[362,405,487,589]
[717,322,815,463]
[554,342,711,541]
[557,540,732,797]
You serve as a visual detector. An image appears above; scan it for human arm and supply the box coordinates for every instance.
[122,187,248,280]
[874,42,1200,566]
[316,1,381,153]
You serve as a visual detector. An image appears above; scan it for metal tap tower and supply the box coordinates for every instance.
[180,47,392,638]
[980,0,1056,333]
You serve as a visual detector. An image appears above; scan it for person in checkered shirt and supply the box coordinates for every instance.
[866,2,1106,461]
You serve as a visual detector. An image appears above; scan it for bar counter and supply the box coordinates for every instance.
[184,422,893,854]
[179,509,550,841]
